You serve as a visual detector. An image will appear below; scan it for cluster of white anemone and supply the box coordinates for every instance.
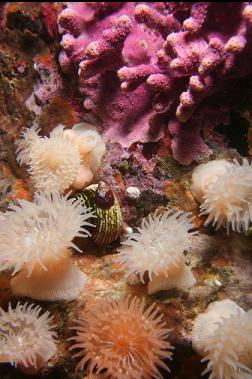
[119,209,197,294]
[16,122,106,192]
[0,122,106,374]
[2,120,252,378]
[192,299,252,379]
[0,302,57,374]
[191,158,252,234]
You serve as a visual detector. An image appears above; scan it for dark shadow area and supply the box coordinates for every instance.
[217,112,249,156]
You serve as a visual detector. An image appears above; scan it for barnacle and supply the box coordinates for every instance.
[0,302,57,374]
[191,159,252,233]
[16,122,105,192]
[69,296,173,379]
[118,210,197,294]
[73,182,122,245]
[0,192,95,301]
[192,299,252,379]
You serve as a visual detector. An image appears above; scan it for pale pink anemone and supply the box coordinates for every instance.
[191,158,252,234]
[118,210,197,294]
[192,299,252,379]
[16,122,106,192]
[0,192,95,301]
[0,302,57,374]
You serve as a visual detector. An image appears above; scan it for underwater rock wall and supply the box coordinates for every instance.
[0,3,252,379]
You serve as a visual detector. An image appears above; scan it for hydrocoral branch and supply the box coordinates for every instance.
[58,2,252,165]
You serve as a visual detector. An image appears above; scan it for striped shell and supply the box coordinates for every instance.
[74,183,122,245]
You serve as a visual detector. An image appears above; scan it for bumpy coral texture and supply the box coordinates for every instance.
[119,210,196,282]
[192,299,252,379]
[0,302,57,369]
[58,2,252,164]
[199,158,252,234]
[0,192,94,276]
[70,296,172,379]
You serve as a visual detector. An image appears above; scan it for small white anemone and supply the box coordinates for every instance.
[16,123,106,192]
[0,192,95,301]
[192,159,252,234]
[0,302,57,374]
[118,210,197,294]
[17,125,81,192]
[63,122,106,175]
[192,299,252,379]
[16,124,41,164]
[191,160,234,204]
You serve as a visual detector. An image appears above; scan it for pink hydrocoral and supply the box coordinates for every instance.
[58,2,252,164]
[58,3,165,147]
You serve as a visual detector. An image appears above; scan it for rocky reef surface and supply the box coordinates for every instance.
[0,3,252,379]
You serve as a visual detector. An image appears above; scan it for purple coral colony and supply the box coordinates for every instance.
[0,2,252,379]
